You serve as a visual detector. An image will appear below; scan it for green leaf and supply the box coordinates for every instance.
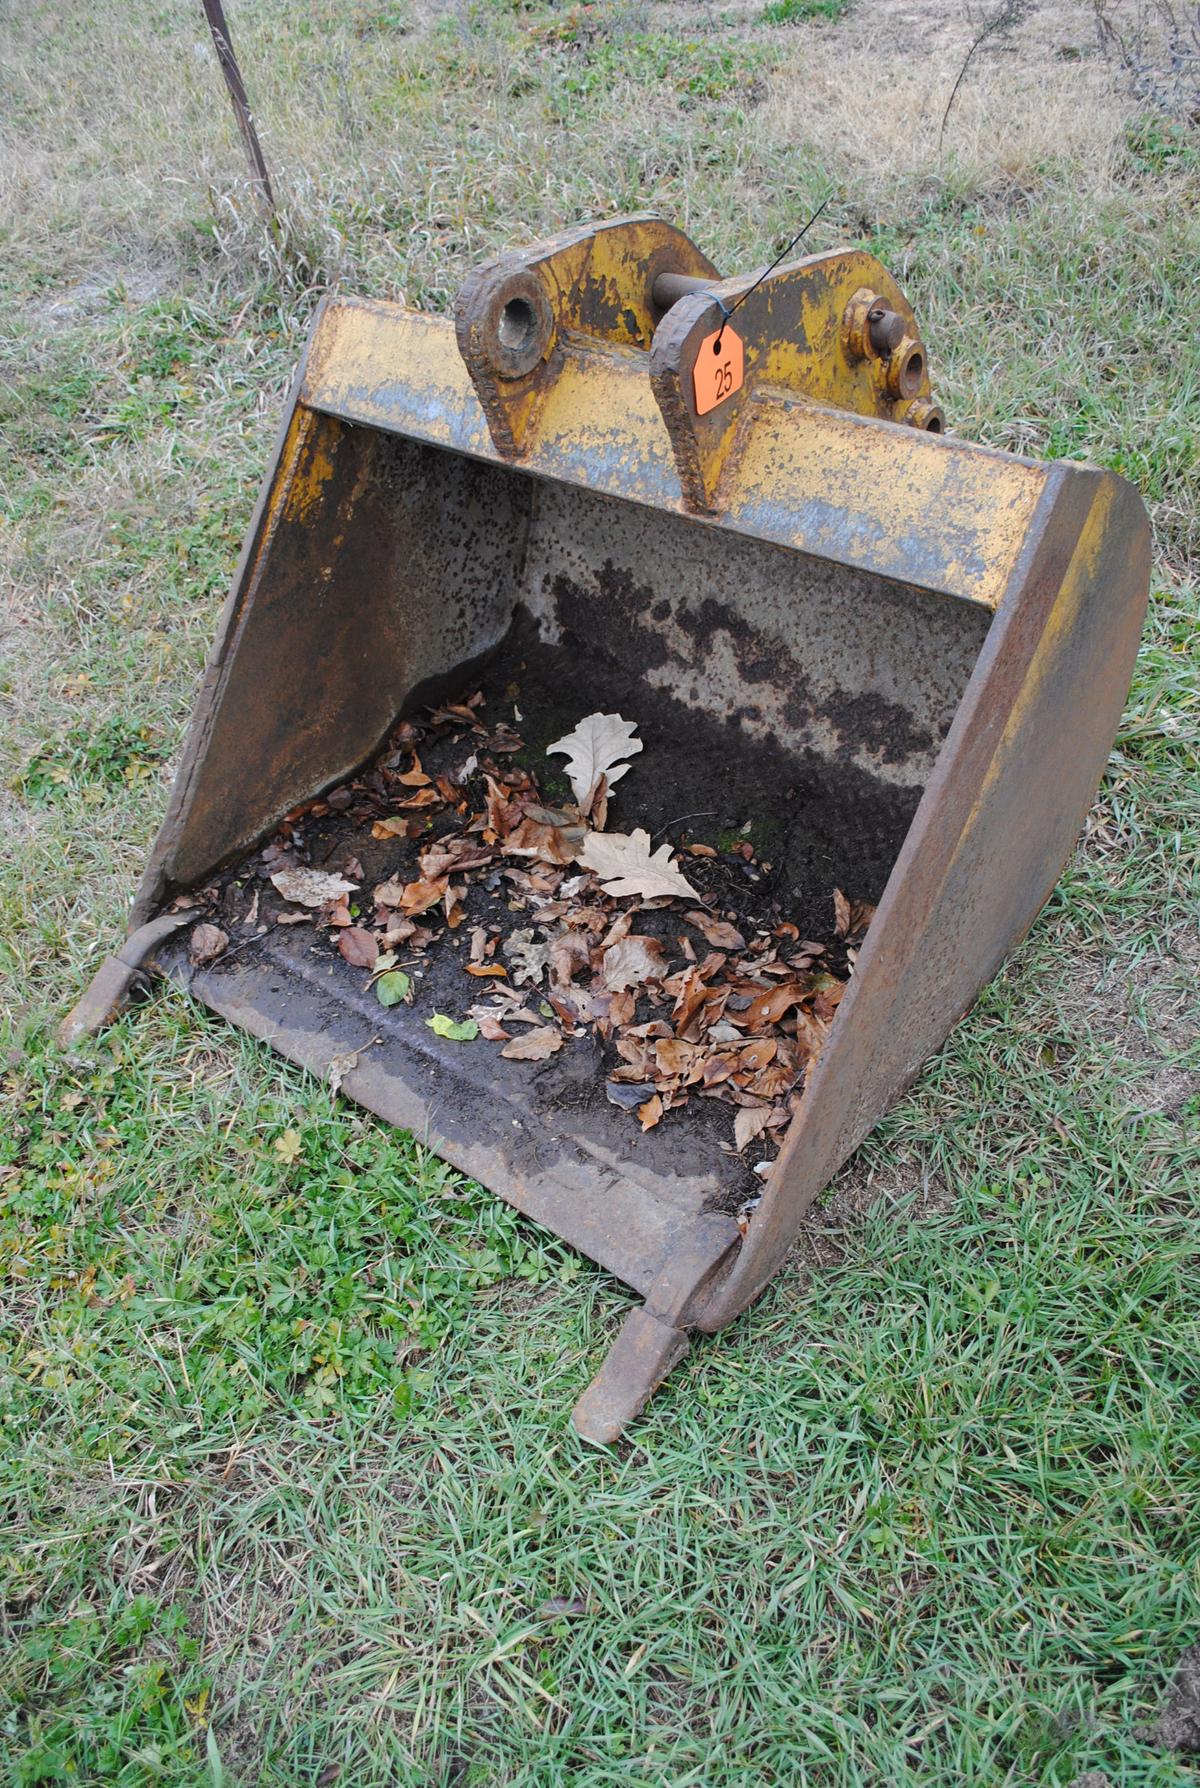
[425,1014,479,1042]
[374,970,411,1008]
[206,1726,225,1788]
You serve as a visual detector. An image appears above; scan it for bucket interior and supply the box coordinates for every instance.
[163,416,994,1292]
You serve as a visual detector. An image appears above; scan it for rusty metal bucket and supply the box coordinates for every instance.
[62,217,1150,1441]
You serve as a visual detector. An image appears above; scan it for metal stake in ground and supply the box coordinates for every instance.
[200,0,275,216]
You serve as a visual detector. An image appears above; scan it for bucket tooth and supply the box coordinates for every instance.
[572,1309,691,1447]
[64,215,1152,1437]
[57,912,195,1046]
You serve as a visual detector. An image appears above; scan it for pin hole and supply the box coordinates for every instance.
[499,297,538,354]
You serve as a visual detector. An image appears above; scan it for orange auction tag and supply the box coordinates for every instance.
[692,326,744,416]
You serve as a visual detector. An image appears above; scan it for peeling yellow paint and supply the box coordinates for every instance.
[302,299,1048,608]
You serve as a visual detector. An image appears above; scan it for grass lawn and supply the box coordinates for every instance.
[1,0,1197,1781]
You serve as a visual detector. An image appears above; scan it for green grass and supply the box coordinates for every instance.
[2,0,1198,1781]
[762,0,849,24]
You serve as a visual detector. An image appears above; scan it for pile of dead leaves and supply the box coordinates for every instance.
[198,692,874,1172]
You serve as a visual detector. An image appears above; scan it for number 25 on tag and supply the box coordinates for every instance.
[692,326,744,416]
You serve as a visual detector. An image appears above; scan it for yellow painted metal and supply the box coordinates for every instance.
[647,249,936,512]
[453,214,718,457]
[303,296,1044,610]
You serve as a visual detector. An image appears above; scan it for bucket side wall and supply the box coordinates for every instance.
[699,464,1153,1328]
[137,413,530,911]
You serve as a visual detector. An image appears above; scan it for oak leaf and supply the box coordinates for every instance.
[578,829,700,902]
[270,868,358,908]
[601,933,669,991]
[547,712,643,815]
[505,929,552,987]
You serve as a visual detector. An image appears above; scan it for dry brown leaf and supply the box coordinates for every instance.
[701,1053,736,1088]
[812,974,847,1021]
[670,963,709,1032]
[547,712,643,814]
[654,1038,707,1085]
[392,876,446,916]
[793,1009,832,1061]
[549,929,592,985]
[328,1036,380,1094]
[500,1026,564,1062]
[590,775,609,831]
[338,927,379,969]
[465,962,507,978]
[396,753,431,787]
[371,816,421,841]
[475,1013,513,1041]
[189,923,228,965]
[420,841,491,878]
[270,868,358,908]
[738,981,809,1031]
[686,911,746,950]
[578,829,700,902]
[379,918,416,947]
[637,1093,664,1131]
[601,909,635,948]
[747,1062,800,1099]
[833,890,877,941]
[734,1106,773,1152]
[505,929,552,987]
[601,933,668,992]
[505,815,581,866]
[444,882,468,928]
[608,989,636,1028]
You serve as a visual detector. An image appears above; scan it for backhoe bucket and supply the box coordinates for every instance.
[63,217,1150,1441]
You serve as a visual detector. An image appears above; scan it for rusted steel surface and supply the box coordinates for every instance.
[572,1308,692,1446]
[74,214,1152,1438]
[132,410,529,924]
[156,926,739,1303]
[132,420,995,918]
[57,912,194,1046]
[648,249,936,511]
[696,463,1152,1328]
[454,214,718,458]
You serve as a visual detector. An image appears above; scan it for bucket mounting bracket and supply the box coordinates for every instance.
[454,215,943,511]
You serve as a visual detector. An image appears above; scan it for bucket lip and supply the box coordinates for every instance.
[301,294,1050,615]
[155,925,740,1305]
